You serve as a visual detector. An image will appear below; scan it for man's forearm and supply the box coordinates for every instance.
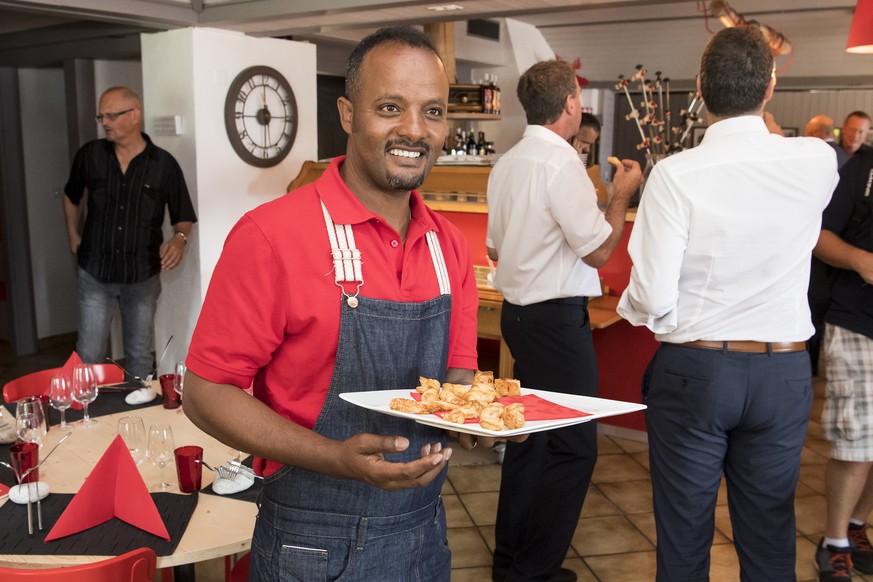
[184,372,344,475]
[62,196,82,252]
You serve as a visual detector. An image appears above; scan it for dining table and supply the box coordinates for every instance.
[0,381,258,581]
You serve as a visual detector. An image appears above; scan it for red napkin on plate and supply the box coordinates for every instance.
[412,392,592,424]
[45,435,170,542]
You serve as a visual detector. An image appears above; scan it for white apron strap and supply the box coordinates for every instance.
[321,200,452,304]
[321,200,363,306]
[425,230,451,295]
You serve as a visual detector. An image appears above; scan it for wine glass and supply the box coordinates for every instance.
[173,362,186,414]
[49,374,73,430]
[71,364,98,426]
[117,416,147,465]
[148,424,175,490]
[15,397,46,447]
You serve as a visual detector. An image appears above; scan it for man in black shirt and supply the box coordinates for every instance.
[64,86,197,379]
[814,136,873,582]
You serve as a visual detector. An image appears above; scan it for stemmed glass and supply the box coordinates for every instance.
[71,364,98,426]
[117,416,147,465]
[14,397,46,447]
[49,374,73,430]
[173,362,186,414]
[148,424,175,490]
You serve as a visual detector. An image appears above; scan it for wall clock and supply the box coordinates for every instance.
[224,65,298,168]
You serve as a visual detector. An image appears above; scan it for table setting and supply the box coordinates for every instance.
[0,359,259,574]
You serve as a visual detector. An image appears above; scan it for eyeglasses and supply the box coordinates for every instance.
[95,108,133,123]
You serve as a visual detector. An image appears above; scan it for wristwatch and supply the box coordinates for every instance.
[174,231,188,244]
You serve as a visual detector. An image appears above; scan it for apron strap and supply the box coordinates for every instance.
[320,199,451,298]
[425,230,451,295]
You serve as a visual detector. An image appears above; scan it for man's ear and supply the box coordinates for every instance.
[337,96,353,135]
[763,74,776,105]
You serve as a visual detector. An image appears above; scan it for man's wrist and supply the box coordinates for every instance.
[174,231,188,244]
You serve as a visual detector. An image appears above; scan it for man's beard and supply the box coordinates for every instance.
[386,170,427,191]
[384,138,431,191]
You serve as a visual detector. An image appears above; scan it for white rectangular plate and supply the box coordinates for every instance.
[338,388,646,437]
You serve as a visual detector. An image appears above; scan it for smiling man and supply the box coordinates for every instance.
[183,27,481,581]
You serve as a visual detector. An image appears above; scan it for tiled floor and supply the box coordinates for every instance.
[0,337,842,581]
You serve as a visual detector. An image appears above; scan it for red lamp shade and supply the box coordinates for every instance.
[847,0,873,54]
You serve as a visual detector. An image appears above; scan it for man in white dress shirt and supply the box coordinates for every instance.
[617,27,838,581]
[486,59,641,582]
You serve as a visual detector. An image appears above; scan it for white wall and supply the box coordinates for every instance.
[18,68,78,339]
[141,27,318,370]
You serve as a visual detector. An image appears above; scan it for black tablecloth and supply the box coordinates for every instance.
[0,491,197,557]
[0,390,161,487]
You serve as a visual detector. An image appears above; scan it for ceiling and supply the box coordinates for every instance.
[0,0,859,69]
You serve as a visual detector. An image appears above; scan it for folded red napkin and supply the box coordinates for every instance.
[45,435,170,542]
[411,392,591,424]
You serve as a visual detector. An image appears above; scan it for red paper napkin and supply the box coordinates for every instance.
[59,351,83,378]
[45,435,170,542]
[411,392,592,424]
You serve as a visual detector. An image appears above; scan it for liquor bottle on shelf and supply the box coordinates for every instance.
[466,127,477,155]
[482,74,494,114]
[458,129,467,155]
[477,131,487,155]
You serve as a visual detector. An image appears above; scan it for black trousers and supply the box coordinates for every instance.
[493,298,598,581]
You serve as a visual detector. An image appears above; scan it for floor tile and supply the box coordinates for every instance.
[444,493,474,528]
[795,494,826,536]
[571,515,654,556]
[597,434,625,455]
[609,436,649,454]
[447,526,493,568]
[591,453,649,483]
[580,485,622,517]
[448,463,502,494]
[584,550,657,581]
[597,479,653,514]
[459,491,500,526]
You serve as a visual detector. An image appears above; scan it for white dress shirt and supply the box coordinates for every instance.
[617,116,839,343]
[486,125,610,306]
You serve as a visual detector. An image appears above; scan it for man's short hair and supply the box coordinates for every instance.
[699,26,773,117]
[844,110,872,125]
[101,86,142,109]
[517,60,577,126]
[580,112,601,134]
[345,27,442,102]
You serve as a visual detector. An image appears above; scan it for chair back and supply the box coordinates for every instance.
[2,369,55,403]
[2,364,125,404]
[91,363,125,385]
[0,547,156,581]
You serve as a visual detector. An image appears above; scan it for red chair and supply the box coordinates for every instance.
[0,547,156,581]
[3,364,124,404]
[2,369,56,403]
[229,552,250,582]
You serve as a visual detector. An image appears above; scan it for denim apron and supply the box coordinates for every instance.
[249,201,453,582]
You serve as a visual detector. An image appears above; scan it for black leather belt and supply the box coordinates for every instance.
[540,297,588,307]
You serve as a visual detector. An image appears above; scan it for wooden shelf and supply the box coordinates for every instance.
[447,113,502,121]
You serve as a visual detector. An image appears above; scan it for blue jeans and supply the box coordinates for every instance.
[76,268,160,379]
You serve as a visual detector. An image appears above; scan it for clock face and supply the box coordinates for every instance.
[224,66,298,168]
